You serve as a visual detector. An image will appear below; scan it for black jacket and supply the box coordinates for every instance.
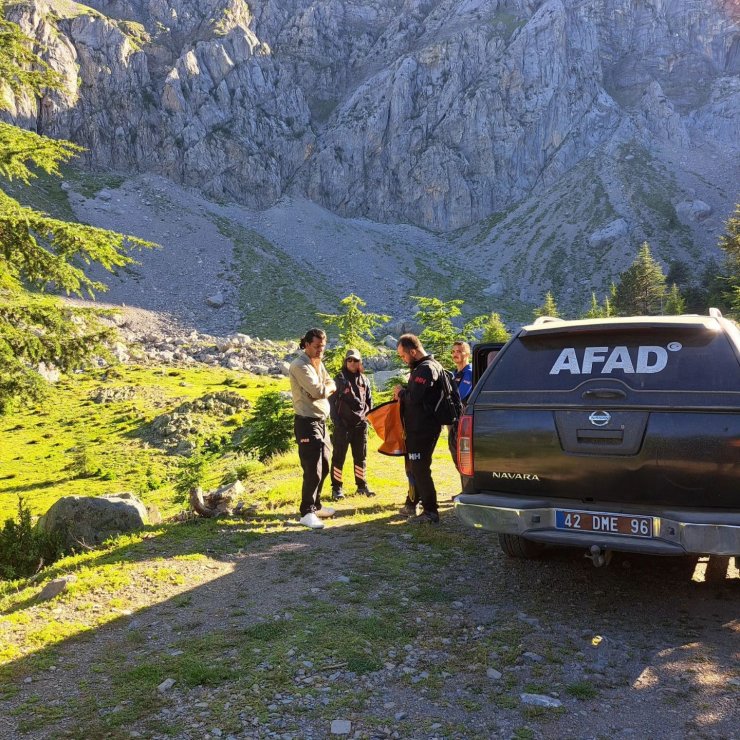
[330,368,372,427]
[400,355,443,435]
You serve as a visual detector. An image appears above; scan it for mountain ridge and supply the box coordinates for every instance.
[6,0,738,227]
[3,0,739,327]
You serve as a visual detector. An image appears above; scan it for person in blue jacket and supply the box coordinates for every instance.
[448,340,473,471]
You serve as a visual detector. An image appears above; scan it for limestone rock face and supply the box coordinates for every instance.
[36,493,151,549]
[6,0,739,231]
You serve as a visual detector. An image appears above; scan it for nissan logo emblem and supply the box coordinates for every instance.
[589,410,611,427]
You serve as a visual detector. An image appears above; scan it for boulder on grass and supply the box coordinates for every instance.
[36,493,153,549]
[37,575,77,601]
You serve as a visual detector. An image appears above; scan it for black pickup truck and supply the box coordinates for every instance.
[454,310,740,564]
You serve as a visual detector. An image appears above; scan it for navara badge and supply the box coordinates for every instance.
[589,410,611,426]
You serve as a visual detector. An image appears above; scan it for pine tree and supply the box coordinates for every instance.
[664,283,686,315]
[411,296,487,368]
[534,291,560,319]
[239,391,294,462]
[612,242,667,316]
[601,283,617,317]
[317,294,390,373]
[718,203,740,314]
[481,312,510,342]
[0,10,153,412]
[718,203,740,274]
[583,292,602,319]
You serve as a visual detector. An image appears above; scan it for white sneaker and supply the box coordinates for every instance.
[299,512,325,529]
[315,507,335,518]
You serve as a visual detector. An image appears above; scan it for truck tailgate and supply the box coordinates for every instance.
[472,407,740,509]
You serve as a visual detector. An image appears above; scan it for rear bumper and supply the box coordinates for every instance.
[454,493,740,556]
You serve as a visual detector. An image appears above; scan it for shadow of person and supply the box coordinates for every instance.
[0,509,738,738]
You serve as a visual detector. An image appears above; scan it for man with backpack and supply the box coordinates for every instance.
[394,333,461,524]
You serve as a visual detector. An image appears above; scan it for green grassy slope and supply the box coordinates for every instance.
[0,365,285,522]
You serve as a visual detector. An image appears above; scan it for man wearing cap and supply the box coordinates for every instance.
[329,349,375,499]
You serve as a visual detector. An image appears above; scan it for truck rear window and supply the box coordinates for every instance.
[485,328,740,392]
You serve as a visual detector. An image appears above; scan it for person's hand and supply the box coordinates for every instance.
[393,385,402,400]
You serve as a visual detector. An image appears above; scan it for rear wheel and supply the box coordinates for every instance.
[498,533,545,559]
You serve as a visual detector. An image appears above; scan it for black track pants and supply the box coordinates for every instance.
[330,421,368,490]
[404,430,441,514]
[294,416,331,516]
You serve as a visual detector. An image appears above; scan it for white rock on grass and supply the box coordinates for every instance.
[330,719,351,735]
[157,678,176,693]
[676,200,712,222]
[37,575,77,601]
[520,693,562,708]
[206,292,225,308]
[37,362,61,383]
[588,218,628,247]
[523,652,544,662]
[486,668,502,680]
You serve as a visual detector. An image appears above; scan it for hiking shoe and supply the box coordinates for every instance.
[409,510,440,524]
[316,506,336,518]
[299,512,324,529]
[331,488,345,501]
[398,502,417,517]
[356,487,376,498]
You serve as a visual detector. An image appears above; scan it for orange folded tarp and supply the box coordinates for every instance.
[367,400,406,456]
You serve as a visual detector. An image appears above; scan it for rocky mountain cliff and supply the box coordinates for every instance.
[3,0,740,326]
[6,0,738,229]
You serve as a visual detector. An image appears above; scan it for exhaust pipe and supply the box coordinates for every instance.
[584,544,612,568]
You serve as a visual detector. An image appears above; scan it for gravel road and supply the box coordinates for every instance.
[1,504,737,739]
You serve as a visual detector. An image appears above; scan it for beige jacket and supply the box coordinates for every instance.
[289,352,332,419]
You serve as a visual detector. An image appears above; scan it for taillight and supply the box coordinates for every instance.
[457,413,473,477]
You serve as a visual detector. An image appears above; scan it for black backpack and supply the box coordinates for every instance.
[430,360,464,426]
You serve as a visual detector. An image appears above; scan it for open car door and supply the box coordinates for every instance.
[472,342,505,386]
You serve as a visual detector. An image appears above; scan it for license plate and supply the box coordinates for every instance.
[555,509,653,538]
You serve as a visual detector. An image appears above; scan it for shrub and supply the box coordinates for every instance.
[69,444,100,478]
[145,471,163,490]
[173,452,208,503]
[239,391,294,461]
[0,497,64,580]
[221,455,263,485]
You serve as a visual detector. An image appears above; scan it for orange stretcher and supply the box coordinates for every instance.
[367,400,406,456]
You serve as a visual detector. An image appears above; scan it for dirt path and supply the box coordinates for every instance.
[1,503,738,739]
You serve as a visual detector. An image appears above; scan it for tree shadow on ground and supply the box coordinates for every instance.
[0,505,738,739]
